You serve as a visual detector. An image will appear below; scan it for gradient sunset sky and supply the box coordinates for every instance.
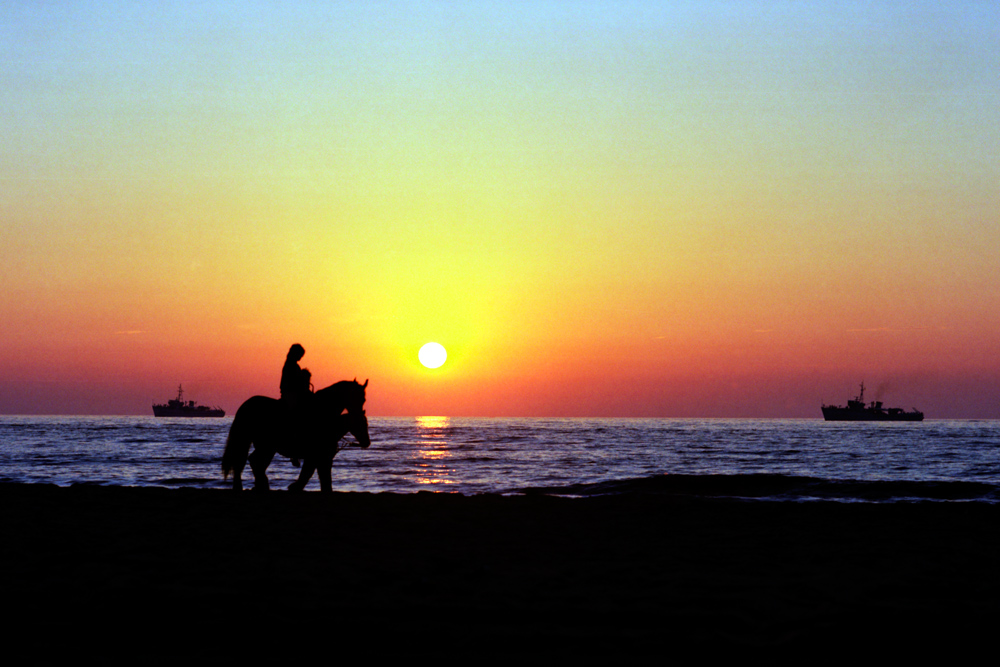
[3,2,998,417]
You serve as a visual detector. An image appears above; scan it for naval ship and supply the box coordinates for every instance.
[152,384,225,418]
[821,382,923,421]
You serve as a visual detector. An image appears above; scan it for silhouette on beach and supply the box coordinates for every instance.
[279,343,313,466]
[280,343,312,406]
[222,377,370,492]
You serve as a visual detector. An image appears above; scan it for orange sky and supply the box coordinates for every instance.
[2,2,999,417]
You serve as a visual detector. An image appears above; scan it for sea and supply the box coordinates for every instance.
[1,416,999,503]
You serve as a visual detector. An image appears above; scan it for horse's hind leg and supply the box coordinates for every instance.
[248,448,275,491]
[228,456,245,491]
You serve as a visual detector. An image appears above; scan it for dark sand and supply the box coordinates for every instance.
[3,483,999,659]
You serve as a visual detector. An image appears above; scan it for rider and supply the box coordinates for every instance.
[280,344,312,403]
[280,343,313,466]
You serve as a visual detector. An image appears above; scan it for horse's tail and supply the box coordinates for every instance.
[221,403,253,480]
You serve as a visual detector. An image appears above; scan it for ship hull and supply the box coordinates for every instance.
[821,407,923,422]
[152,407,225,418]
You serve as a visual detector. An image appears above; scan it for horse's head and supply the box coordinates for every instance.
[344,409,371,449]
[345,377,368,415]
[317,379,370,448]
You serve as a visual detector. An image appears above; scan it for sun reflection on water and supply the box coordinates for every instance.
[412,416,455,487]
[416,415,450,432]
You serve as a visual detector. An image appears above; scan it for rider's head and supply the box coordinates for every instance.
[287,343,305,361]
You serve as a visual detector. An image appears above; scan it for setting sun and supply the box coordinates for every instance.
[418,343,447,369]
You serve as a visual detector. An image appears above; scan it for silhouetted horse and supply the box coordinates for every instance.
[221,379,370,492]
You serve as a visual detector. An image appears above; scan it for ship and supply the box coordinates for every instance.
[152,384,225,418]
[821,382,923,421]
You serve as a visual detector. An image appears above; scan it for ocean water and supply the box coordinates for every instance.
[1,416,999,502]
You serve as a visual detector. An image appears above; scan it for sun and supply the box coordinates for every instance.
[418,342,447,369]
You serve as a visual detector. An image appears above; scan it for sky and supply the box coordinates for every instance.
[2,1,998,417]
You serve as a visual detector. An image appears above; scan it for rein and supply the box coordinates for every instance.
[335,438,359,454]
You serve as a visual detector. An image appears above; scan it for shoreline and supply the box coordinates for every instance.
[3,483,999,657]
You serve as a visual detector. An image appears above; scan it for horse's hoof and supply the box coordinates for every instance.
[288,482,304,493]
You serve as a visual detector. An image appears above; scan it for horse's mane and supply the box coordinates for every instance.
[315,380,368,413]
[315,379,366,397]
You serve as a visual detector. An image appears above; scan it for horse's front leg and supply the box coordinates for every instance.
[316,455,335,493]
[288,460,316,492]
[248,448,275,491]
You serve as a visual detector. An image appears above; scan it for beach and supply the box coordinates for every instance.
[3,483,999,659]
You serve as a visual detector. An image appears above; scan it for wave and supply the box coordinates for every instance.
[515,473,1000,503]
